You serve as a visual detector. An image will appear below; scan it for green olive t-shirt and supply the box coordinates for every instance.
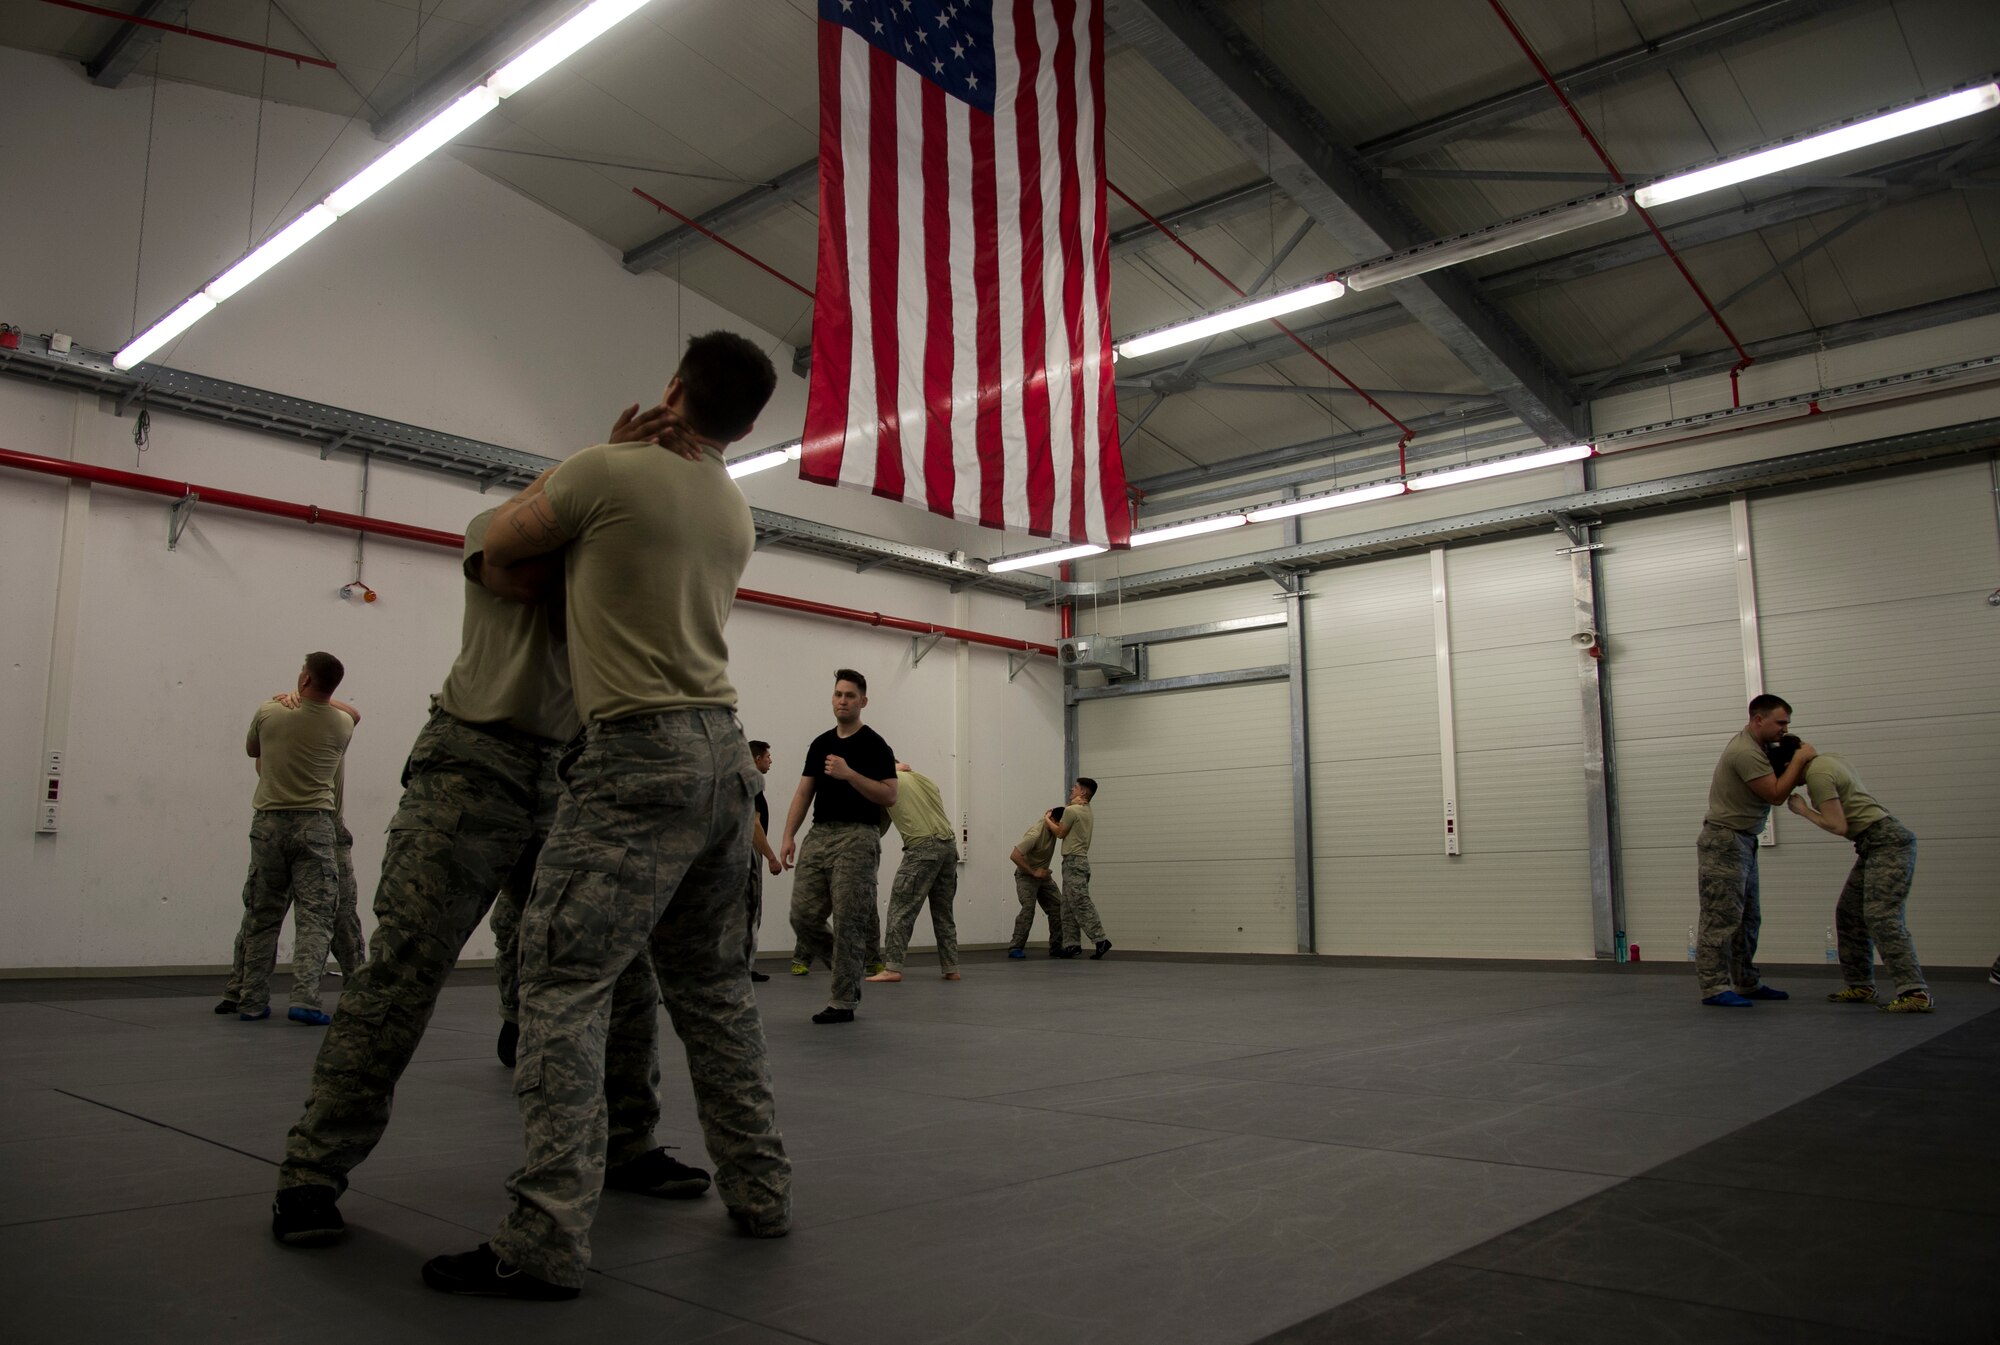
[887,768,954,843]
[1805,754,1889,838]
[249,699,352,811]
[435,510,580,742]
[541,442,754,722]
[1704,729,1775,833]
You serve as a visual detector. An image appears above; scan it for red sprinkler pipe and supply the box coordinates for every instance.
[1483,0,1753,403]
[632,188,816,300]
[40,0,339,69]
[0,445,1056,656]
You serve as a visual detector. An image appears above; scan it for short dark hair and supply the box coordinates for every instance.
[1766,733,1803,775]
[1748,694,1791,718]
[1075,777,1097,800]
[303,651,344,694]
[675,331,777,441]
[834,668,867,695]
[748,740,770,756]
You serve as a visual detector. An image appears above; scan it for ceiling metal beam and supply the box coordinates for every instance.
[621,158,820,274]
[369,0,581,144]
[1355,0,1883,165]
[1064,417,2000,603]
[86,0,189,86]
[1136,406,1513,497]
[1104,0,1582,444]
[1107,178,1284,258]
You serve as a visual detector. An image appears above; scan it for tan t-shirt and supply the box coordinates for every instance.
[1015,819,1057,870]
[249,699,352,811]
[542,442,753,722]
[887,768,954,843]
[436,510,580,742]
[1704,730,1774,833]
[1061,800,1094,857]
[1805,755,1889,838]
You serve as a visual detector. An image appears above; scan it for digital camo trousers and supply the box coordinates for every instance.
[1695,821,1764,998]
[1011,869,1062,952]
[226,809,340,1014]
[1059,856,1106,948]
[280,710,664,1193]
[332,821,366,976]
[1835,816,1925,995]
[492,708,790,1289]
[881,836,960,972]
[790,821,882,1009]
[492,764,562,1024]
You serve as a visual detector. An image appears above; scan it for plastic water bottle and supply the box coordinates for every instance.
[1824,925,1838,963]
[1686,925,1697,962]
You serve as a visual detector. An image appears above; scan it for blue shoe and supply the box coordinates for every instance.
[238,1007,271,1021]
[1702,991,1755,1007]
[1007,948,1026,959]
[287,1007,332,1026]
[1742,985,1788,1001]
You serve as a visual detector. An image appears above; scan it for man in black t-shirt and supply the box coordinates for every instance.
[746,740,780,982]
[779,670,898,1024]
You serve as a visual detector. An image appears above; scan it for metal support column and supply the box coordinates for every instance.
[1730,497,1776,847]
[1558,484,1624,959]
[1430,549,1462,856]
[1282,517,1315,952]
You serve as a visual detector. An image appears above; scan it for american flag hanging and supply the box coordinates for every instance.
[802,0,1130,549]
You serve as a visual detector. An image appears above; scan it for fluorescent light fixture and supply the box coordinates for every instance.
[113,4,658,370]
[1345,196,1629,292]
[1634,80,2000,209]
[1405,443,1594,490]
[1115,277,1344,360]
[727,440,804,479]
[325,88,501,215]
[205,206,338,301]
[490,0,654,97]
[1245,480,1406,521]
[985,543,1108,573]
[112,294,217,370]
[1128,514,1248,546]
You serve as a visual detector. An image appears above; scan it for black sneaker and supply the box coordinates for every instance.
[1046,947,1063,958]
[497,1020,518,1068]
[604,1147,710,1199]
[811,1007,855,1024]
[1091,939,1112,960]
[271,1184,345,1247]
[1058,945,1083,959]
[750,970,770,982]
[214,999,238,1015]
[422,1244,578,1300]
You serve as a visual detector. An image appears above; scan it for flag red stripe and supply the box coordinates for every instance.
[1087,2,1127,545]
[1051,0,1089,544]
[866,46,905,502]
[1012,0,1054,536]
[919,79,956,518]
[800,24,853,485]
[968,108,1006,531]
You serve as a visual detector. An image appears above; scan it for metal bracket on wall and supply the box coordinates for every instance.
[1008,650,1036,681]
[168,492,198,551]
[1551,510,1604,553]
[910,632,945,666]
[1258,562,1307,594]
[319,433,355,461]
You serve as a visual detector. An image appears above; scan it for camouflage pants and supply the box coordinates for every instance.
[881,837,960,972]
[493,765,561,1024]
[1059,856,1106,948]
[332,821,366,976]
[225,809,340,1014]
[1695,821,1764,998]
[491,708,789,1290]
[790,822,882,1010]
[280,710,663,1194]
[1835,816,1926,996]
[745,861,764,970]
[1011,869,1063,952]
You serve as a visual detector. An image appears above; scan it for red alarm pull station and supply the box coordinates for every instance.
[0,325,19,350]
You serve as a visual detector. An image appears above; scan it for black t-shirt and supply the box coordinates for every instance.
[802,724,896,825]
[754,790,769,833]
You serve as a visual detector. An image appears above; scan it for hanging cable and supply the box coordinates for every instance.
[1484,0,1754,405]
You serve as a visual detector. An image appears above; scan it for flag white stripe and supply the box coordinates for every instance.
[1034,2,1073,539]
[1072,4,1107,544]
[894,62,928,505]
[946,96,982,524]
[991,2,1029,532]
[839,31,875,470]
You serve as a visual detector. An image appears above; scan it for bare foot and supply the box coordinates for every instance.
[864,969,902,982]
[942,972,961,981]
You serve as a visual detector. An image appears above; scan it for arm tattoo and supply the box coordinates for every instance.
[517,495,564,547]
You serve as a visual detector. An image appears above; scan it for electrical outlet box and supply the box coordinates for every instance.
[37,803,59,833]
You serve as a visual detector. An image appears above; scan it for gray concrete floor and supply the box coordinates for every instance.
[0,954,1993,1342]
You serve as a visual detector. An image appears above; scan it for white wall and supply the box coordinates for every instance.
[0,50,1061,971]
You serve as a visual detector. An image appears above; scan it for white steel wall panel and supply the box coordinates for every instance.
[1313,854,1595,958]
[1752,462,2000,966]
[1598,506,1744,963]
[1080,580,1289,678]
[1077,682,1294,953]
